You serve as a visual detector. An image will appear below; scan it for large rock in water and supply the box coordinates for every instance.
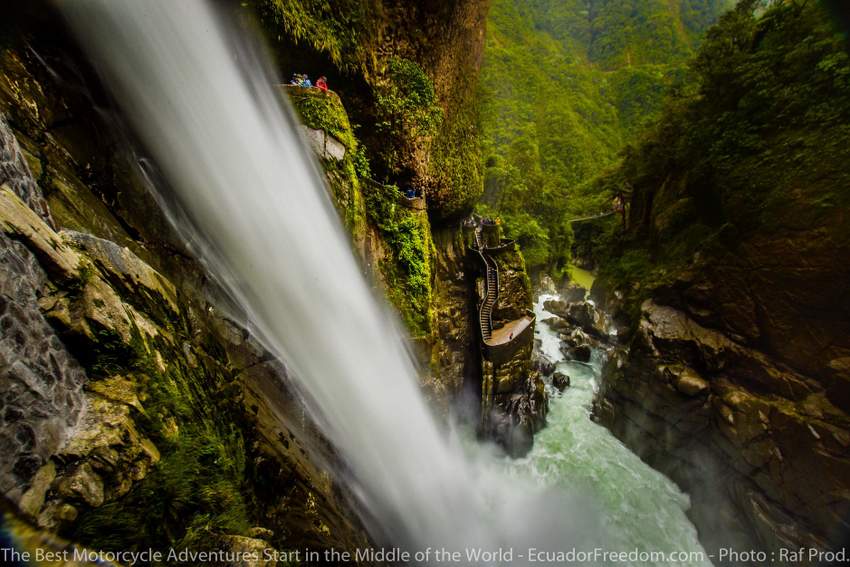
[572,345,592,363]
[561,283,586,303]
[594,299,850,558]
[552,372,570,391]
[544,298,605,338]
[490,371,548,456]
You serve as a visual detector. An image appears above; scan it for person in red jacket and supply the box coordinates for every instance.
[316,76,328,91]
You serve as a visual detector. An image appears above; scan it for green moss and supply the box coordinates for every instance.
[71,429,250,554]
[567,264,595,290]
[287,88,357,150]
[286,87,370,243]
[285,78,435,334]
[363,181,433,336]
[428,104,483,217]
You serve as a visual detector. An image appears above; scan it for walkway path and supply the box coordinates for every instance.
[568,211,615,224]
[475,227,498,341]
[489,315,534,346]
[472,224,534,348]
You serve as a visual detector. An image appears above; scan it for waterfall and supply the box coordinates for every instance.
[60,0,600,557]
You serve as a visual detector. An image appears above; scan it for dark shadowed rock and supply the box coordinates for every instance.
[543,299,569,318]
[533,352,556,376]
[570,345,592,363]
[594,299,850,557]
[545,298,607,338]
[552,372,570,391]
[562,283,586,303]
[573,345,592,362]
[542,316,569,333]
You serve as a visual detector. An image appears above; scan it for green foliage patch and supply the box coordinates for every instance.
[479,0,732,272]
[288,87,357,150]
[363,180,433,336]
[372,57,443,177]
[598,0,850,305]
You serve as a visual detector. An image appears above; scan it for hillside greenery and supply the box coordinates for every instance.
[597,0,850,305]
[479,0,733,274]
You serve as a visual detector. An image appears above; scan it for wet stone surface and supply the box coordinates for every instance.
[0,117,86,503]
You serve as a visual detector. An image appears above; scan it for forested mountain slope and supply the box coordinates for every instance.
[594,0,850,555]
[478,0,732,270]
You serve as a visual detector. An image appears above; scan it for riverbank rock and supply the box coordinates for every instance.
[594,299,850,557]
[561,343,591,363]
[533,352,556,377]
[542,315,569,333]
[490,371,548,456]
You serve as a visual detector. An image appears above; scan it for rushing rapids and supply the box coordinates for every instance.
[502,296,712,566]
[59,1,710,563]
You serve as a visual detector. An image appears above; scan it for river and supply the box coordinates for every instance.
[497,294,712,566]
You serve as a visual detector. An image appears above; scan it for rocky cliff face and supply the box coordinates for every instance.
[0,17,370,557]
[269,0,543,454]
[254,0,488,219]
[594,291,850,558]
[0,0,512,556]
[592,1,850,558]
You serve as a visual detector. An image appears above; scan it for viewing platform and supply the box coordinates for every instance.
[361,177,427,211]
[466,215,535,364]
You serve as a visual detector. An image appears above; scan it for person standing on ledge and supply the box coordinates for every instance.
[316,76,328,91]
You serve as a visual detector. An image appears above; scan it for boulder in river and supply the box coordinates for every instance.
[561,283,586,303]
[566,302,602,336]
[543,316,569,333]
[543,299,569,318]
[572,345,592,363]
[544,298,606,338]
[552,372,570,391]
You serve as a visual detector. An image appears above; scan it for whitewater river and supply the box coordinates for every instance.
[500,294,712,566]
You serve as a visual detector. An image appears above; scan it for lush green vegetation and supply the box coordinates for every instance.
[252,0,375,72]
[251,0,484,219]
[478,0,732,274]
[363,180,433,337]
[288,85,433,336]
[597,0,850,305]
[288,87,358,150]
[288,87,371,240]
[373,57,443,179]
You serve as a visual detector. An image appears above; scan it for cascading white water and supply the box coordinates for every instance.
[60,0,604,559]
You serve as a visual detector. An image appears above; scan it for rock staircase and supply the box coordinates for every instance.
[475,227,498,341]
